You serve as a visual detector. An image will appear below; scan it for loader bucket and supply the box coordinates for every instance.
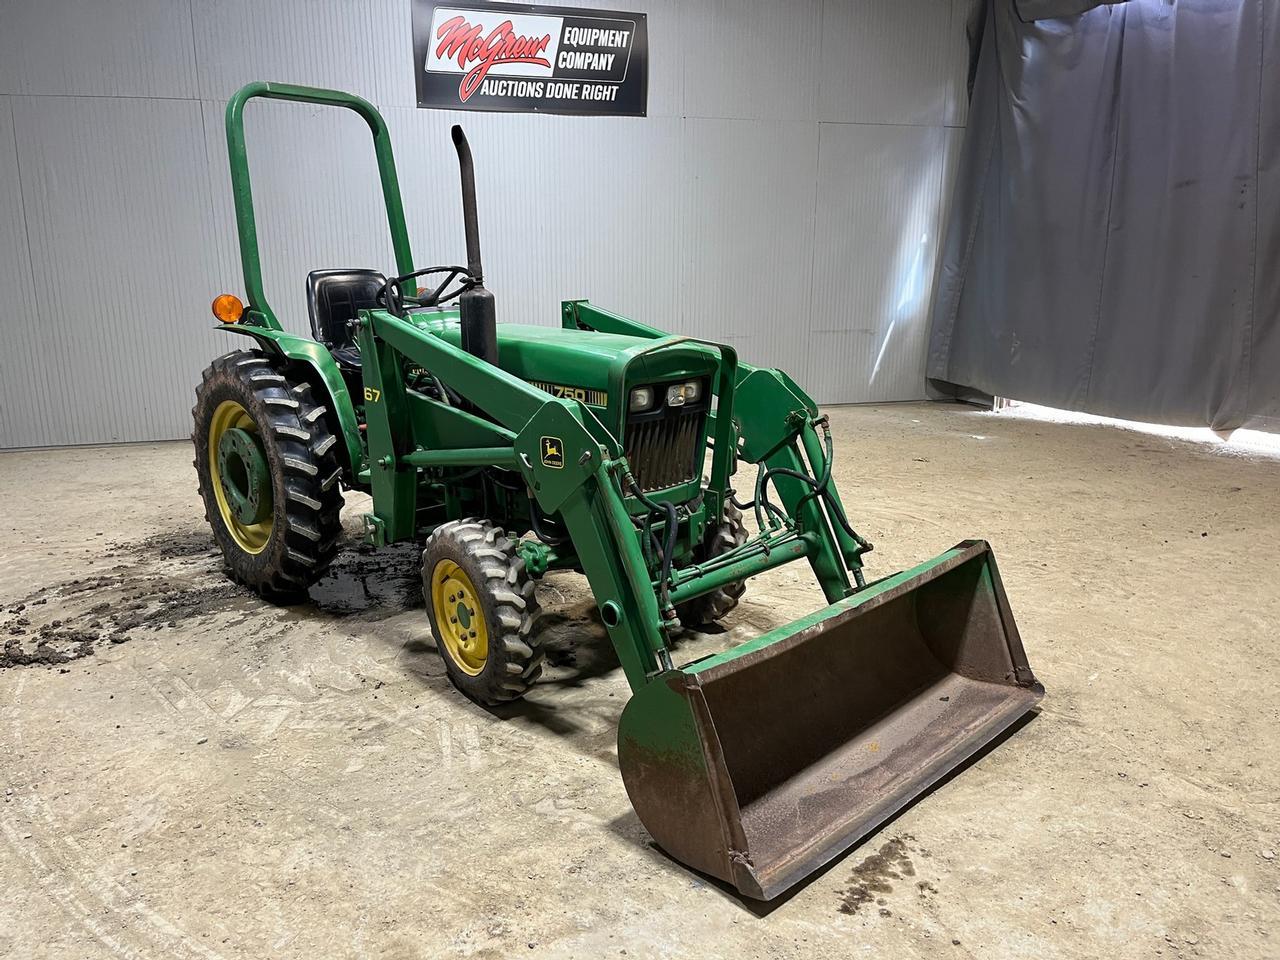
[617,540,1043,900]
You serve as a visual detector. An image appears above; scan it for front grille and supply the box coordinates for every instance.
[625,405,706,492]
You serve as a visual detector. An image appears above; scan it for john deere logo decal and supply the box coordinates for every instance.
[540,436,565,469]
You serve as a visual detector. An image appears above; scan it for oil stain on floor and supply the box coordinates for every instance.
[836,835,920,916]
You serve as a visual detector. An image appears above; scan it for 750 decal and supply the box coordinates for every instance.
[530,380,608,408]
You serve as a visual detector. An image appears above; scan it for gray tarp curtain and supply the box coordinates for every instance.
[927,0,1280,431]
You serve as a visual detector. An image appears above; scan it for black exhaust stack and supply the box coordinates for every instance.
[451,125,498,366]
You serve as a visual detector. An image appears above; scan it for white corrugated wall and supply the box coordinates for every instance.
[0,0,974,448]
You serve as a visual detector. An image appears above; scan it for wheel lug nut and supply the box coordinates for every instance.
[450,616,457,624]
[469,630,477,638]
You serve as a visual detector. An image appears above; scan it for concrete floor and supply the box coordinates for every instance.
[1,402,1277,959]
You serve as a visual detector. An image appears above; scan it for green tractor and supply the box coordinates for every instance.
[192,82,1043,900]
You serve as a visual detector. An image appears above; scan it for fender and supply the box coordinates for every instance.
[216,325,364,475]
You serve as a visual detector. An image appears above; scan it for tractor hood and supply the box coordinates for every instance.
[410,314,720,429]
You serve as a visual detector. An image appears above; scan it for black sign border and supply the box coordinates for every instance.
[413,0,649,117]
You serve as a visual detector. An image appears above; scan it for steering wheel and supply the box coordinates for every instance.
[377,266,476,317]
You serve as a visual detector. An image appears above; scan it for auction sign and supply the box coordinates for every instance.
[413,1,648,116]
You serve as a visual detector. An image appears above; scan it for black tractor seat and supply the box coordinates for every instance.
[306,268,386,371]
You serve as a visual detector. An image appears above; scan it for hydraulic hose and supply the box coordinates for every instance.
[731,479,788,529]
[623,471,679,617]
[751,419,873,589]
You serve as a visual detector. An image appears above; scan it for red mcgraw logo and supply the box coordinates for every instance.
[434,16,553,102]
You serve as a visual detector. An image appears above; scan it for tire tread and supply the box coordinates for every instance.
[192,349,345,598]
[422,519,545,705]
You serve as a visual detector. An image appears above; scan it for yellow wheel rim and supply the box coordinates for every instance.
[208,399,273,555]
[430,559,488,676]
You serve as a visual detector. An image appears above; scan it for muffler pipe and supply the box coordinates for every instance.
[451,125,497,367]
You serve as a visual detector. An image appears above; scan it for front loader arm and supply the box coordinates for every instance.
[368,311,554,428]
[360,308,870,689]
[361,308,670,686]
[356,310,561,542]
[734,367,870,597]
[564,298,870,597]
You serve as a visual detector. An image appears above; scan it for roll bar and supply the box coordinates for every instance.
[224,82,416,330]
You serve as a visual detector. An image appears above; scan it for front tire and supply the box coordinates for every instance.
[422,519,544,705]
[192,350,345,597]
[676,501,748,628]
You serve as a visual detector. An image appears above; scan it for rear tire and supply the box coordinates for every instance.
[676,501,748,628]
[422,519,544,705]
[192,350,345,597]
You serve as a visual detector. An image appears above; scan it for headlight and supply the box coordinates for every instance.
[629,386,654,412]
[665,380,702,407]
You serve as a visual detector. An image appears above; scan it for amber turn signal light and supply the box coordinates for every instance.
[212,293,245,323]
